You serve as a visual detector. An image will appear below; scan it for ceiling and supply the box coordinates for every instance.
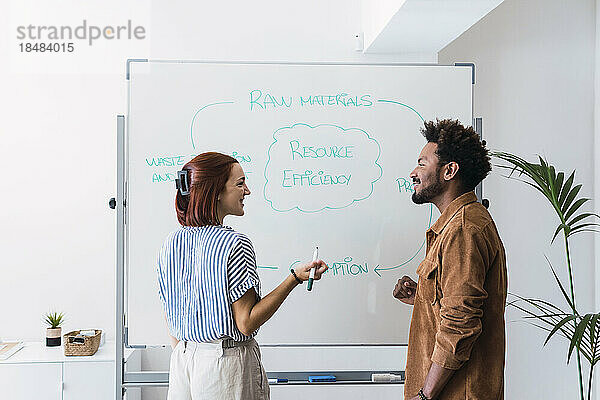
[364,0,505,54]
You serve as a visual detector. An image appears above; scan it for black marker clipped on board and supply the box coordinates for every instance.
[175,170,190,195]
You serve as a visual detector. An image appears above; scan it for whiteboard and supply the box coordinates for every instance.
[126,61,472,345]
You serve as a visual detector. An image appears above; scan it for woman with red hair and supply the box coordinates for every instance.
[157,152,327,400]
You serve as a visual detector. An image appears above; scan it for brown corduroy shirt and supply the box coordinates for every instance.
[404,192,507,400]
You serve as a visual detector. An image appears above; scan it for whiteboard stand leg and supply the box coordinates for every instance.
[473,117,488,208]
[115,114,126,400]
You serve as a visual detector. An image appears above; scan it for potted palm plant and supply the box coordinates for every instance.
[44,312,65,347]
[493,152,600,400]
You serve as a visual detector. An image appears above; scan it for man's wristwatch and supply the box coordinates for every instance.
[417,388,431,400]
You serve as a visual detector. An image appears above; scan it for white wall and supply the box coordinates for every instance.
[439,0,596,398]
[0,0,421,342]
[1,0,138,343]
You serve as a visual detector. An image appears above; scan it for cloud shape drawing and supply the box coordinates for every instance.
[263,123,382,213]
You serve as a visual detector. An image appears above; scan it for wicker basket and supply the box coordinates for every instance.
[63,330,102,356]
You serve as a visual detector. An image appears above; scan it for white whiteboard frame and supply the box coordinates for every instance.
[116,59,477,393]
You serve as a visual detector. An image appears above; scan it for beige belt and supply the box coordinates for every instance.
[183,337,254,350]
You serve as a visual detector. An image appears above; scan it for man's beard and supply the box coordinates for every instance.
[412,175,444,204]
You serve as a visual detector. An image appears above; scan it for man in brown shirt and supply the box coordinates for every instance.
[394,119,507,400]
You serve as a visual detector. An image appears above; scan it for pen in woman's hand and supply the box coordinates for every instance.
[307,246,318,291]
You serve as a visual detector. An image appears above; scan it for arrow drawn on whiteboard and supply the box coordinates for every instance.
[373,239,425,277]
[289,261,301,269]
[285,204,432,278]
[374,203,433,276]
[376,99,425,122]
[372,98,430,276]
[189,101,235,150]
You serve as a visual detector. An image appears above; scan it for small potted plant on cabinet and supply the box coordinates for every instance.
[44,312,65,347]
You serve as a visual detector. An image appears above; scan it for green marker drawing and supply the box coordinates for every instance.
[189,101,234,150]
[257,265,278,270]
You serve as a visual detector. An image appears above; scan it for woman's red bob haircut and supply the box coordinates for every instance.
[175,152,238,226]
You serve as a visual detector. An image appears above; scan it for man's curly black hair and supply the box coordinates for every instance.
[421,119,491,191]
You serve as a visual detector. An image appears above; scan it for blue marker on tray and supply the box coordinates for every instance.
[268,378,288,384]
[308,375,336,383]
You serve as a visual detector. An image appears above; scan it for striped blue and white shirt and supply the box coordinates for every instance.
[157,225,262,342]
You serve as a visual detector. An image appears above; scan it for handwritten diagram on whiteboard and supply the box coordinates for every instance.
[127,62,472,345]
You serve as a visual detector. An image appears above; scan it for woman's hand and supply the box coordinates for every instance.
[293,260,328,282]
[232,260,329,335]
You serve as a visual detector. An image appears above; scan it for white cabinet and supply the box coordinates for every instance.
[0,363,62,399]
[0,342,115,400]
[63,361,114,400]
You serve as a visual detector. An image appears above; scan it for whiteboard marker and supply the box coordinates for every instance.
[307,246,318,291]
[268,378,288,384]
[371,373,403,382]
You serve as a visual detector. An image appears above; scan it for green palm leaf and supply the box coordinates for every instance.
[493,152,598,245]
[493,152,556,212]
[508,294,574,337]
[567,213,600,227]
[558,171,575,207]
[584,314,600,364]
[572,314,596,362]
[561,184,583,214]
[569,315,593,363]
[552,223,569,244]
[545,256,576,313]
[545,315,577,346]
[568,223,600,238]
[554,172,565,199]
[565,198,590,222]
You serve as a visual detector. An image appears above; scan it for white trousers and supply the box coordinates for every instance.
[167,338,270,400]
